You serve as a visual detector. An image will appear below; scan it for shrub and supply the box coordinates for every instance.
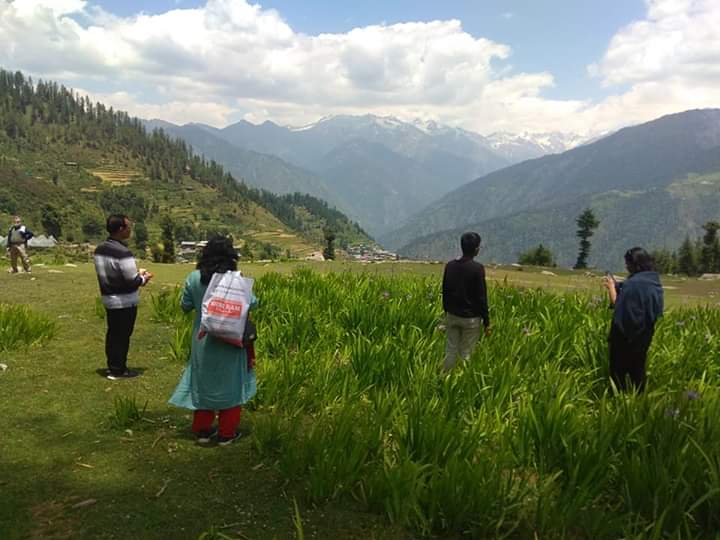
[0,304,56,352]
[108,395,148,429]
[518,243,556,267]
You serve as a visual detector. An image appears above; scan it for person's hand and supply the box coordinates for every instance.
[602,275,615,291]
[484,325,492,337]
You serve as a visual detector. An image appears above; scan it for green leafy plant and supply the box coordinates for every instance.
[108,395,148,429]
[0,303,56,352]
[94,296,106,320]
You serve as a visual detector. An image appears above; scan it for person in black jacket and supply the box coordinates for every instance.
[442,232,491,371]
[603,247,664,392]
[94,215,153,379]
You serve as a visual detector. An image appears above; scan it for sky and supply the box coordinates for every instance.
[0,0,718,135]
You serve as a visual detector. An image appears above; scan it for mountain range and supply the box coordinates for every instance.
[386,109,720,270]
[148,115,587,237]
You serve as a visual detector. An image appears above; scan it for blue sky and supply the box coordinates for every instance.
[1,0,717,134]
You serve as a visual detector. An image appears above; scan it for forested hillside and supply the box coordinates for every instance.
[0,69,370,258]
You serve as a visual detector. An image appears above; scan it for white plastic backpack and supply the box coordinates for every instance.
[198,271,254,346]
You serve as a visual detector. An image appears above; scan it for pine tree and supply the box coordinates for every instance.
[650,248,677,275]
[573,208,600,269]
[160,216,175,263]
[323,227,336,260]
[700,221,720,273]
[677,236,698,276]
[134,221,149,253]
[41,204,62,239]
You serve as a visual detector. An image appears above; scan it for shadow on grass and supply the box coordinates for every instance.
[0,408,301,540]
[93,367,148,379]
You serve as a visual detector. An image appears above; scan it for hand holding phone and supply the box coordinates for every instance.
[603,271,616,291]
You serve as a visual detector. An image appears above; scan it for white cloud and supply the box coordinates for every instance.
[0,0,718,135]
[0,0,543,131]
[74,89,236,126]
[11,0,86,16]
[582,0,720,132]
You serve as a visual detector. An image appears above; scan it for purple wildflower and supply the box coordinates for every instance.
[684,390,700,401]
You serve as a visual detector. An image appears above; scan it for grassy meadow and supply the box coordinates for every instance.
[2,259,720,539]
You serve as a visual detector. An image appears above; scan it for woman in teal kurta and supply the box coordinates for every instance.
[169,237,257,445]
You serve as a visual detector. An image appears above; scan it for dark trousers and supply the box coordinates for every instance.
[105,306,138,374]
[609,324,653,392]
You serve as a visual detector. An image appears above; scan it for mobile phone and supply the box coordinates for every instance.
[605,270,615,281]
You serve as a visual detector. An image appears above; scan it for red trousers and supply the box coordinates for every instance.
[192,406,242,438]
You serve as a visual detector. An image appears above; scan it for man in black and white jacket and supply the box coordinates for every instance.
[7,215,33,273]
[94,215,153,380]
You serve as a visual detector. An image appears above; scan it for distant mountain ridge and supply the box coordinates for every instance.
[150,114,585,236]
[144,119,342,209]
[385,109,720,270]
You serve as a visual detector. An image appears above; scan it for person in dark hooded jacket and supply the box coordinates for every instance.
[603,247,664,392]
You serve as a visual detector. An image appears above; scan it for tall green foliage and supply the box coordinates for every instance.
[99,189,148,223]
[323,227,336,260]
[134,221,148,253]
[573,208,600,269]
[161,269,720,537]
[518,244,555,267]
[0,304,56,351]
[40,204,62,239]
[160,215,175,263]
[700,221,720,273]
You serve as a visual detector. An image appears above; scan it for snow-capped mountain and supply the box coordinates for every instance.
[486,131,591,162]
[159,112,590,236]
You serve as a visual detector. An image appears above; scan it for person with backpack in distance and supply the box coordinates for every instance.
[603,247,664,392]
[7,215,33,273]
[169,236,257,446]
[442,232,491,371]
[94,215,153,380]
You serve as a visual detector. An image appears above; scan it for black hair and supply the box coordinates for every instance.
[106,214,129,234]
[460,232,482,257]
[197,236,238,285]
[624,247,656,274]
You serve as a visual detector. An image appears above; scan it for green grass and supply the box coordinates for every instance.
[1,261,719,539]
[0,303,56,352]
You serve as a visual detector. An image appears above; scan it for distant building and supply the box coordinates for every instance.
[176,241,207,261]
[345,243,397,262]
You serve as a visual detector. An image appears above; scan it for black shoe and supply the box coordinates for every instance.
[217,432,242,446]
[106,369,141,380]
[196,427,218,444]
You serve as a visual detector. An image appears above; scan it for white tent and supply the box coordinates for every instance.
[0,235,57,248]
